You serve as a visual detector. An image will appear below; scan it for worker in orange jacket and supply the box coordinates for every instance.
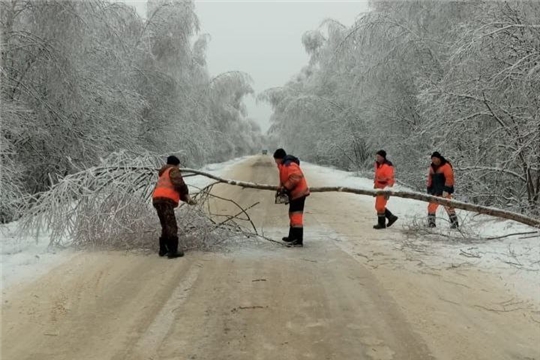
[427,152,458,228]
[273,148,310,247]
[152,155,196,258]
[373,150,398,229]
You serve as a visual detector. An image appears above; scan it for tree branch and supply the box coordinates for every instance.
[180,169,540,228]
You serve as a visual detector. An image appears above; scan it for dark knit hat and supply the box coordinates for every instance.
[273,148,287,159]
[431,151,442,159]
[376,150,387,158]
[167,155,180,166]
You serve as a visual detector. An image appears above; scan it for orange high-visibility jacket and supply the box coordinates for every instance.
[374,161,395,189]
[279,158,310,200]
[153,167,181,205]
[427,162,454,196]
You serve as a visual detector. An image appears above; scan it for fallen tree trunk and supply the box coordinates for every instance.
[181,168,540,229]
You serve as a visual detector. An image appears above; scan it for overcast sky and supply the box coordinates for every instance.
[125,1,370,132]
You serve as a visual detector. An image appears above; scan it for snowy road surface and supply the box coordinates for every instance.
[2,156,539,359]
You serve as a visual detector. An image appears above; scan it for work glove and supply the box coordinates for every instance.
[442,191,449,198]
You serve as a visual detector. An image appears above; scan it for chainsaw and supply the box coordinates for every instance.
[274,191,289,205]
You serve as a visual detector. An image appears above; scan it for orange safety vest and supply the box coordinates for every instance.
[152,167,180,204]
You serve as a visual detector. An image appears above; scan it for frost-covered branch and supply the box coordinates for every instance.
[180,169,540,228]
[17,153,271,250]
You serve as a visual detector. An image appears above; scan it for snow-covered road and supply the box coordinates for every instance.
[2,155,539,359]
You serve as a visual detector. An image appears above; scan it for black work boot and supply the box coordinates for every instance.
[282,227,295,242]
[428,214,436,228]
[167,236,184,258]
[158,237,168,257]
[287,228,303,247]
[385,209,398,228]
[449,214,459,229]
[373,214,386,230]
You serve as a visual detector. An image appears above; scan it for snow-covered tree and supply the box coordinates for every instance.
[260,0,539,215]
[0,0,263,222]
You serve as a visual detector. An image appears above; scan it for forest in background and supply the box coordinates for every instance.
[261,0,540,216]
[2,0,539,222]
[1,0,264,222]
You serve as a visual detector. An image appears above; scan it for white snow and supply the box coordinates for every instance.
[0,223,76,291]
[303,162,540,302]
[0,157,249,292]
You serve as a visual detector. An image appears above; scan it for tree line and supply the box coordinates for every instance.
[1,0,263,222]
[260,0,540,216]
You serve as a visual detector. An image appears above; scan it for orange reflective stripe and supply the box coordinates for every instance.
[290,211,304,227]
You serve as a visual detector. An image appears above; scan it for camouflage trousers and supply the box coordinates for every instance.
[154,201,178,240]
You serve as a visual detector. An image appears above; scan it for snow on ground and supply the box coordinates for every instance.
[0,224,75,291]
[0,157,249,292]
[2,156,538,301]
[304,162,540,301]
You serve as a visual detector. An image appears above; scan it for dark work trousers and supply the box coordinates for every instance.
[154,201,178,239]
[289,196,306,228]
